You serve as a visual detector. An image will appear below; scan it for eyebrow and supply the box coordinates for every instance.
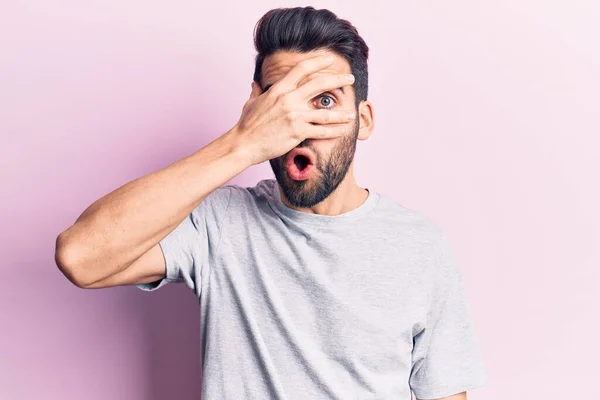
[262,83,346,95]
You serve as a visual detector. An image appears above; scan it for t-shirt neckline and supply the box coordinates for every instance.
[268,179,380,227]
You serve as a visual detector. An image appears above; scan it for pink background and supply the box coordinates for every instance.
[2,1,599,399]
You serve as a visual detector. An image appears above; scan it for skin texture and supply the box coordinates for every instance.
[261,49,375,214]
[263,50,363,208]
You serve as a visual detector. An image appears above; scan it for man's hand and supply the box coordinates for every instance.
[228,54,357,166]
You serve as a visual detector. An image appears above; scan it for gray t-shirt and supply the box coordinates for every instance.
[138,179,487,399]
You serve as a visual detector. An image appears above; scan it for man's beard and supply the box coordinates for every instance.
[269,119,360,208]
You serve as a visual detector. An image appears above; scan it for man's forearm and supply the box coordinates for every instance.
[55,130,250,286]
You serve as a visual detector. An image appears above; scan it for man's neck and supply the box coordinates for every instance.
[280,173,369,216]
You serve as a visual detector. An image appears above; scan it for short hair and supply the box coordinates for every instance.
[253,6,369,107]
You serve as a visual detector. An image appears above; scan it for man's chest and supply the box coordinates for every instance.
[210,226,432,348]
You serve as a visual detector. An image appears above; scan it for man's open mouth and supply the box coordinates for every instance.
[285,148,316,181]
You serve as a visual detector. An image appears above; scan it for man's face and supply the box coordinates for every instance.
[260,49,360,208]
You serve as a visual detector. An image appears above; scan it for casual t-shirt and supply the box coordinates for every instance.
[137,179,488,399]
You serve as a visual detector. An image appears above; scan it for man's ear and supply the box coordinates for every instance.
[357,100,375,141]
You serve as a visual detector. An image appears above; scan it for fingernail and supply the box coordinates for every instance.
[325,55,335,63]
[347,74,355,83]
[347,112,356,119]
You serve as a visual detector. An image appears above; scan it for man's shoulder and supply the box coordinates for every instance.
[373,191,445,238]
[216,179,276,210]
[221,178,274,198]
[374,193,460,280]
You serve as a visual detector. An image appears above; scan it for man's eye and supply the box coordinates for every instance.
[316,95,336,109]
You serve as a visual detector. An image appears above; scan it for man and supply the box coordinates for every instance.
[55,6,487,400]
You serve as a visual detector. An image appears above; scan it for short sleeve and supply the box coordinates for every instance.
[136,185,233,295]
[410,232,488,399]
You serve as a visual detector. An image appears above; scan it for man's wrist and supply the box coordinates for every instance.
[221,125,257,168]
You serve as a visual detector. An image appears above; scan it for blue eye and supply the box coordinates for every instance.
[317,94,336,109]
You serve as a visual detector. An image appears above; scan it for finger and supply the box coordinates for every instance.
[301,109,356,125]
[294,73,355,100]
[250,81,262,99]
[272,54,336,95]
[300,121,354,140]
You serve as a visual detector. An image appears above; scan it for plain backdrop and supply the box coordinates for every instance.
[1,1,599,399]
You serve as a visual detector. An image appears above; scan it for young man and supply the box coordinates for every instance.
[55,7,487,400]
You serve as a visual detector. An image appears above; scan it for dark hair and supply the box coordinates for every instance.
[253,6,369,107]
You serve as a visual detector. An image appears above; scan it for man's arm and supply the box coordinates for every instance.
[55,54,356,289]
[55,134,250,288]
